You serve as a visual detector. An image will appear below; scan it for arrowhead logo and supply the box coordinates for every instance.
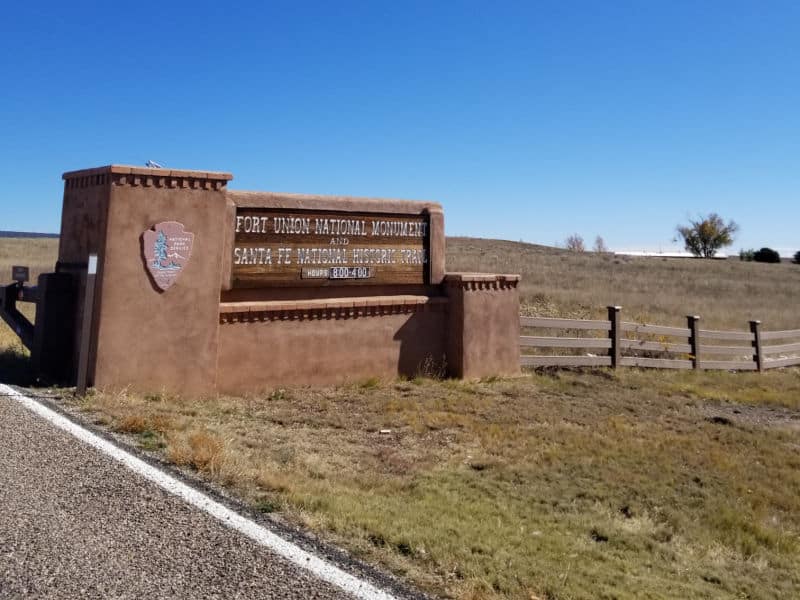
[141,221,194,292]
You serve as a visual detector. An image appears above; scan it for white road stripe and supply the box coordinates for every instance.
[0,384,397,600]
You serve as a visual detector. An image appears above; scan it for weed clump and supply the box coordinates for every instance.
[359,377,381,390]
[168,428,226,474]
[267,388,288,402]
[416,354,447,380]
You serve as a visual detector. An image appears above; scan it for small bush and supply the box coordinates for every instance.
[794,250,800,265]
[739,248,755,261]
[753,247,781,263]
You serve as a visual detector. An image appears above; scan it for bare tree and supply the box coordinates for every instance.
[565,234,585,253]
[593,235,608,253]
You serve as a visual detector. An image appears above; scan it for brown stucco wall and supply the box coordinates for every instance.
[62,166,233,395]
[213,189,451,391]
[445,273,521,379]
[57,172,115,377]
[58,171,112,265]
[216,296,447,393]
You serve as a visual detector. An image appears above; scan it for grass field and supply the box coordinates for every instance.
[74,370,800,600]
[0,237,58,382]
[0,236,57,280]
[447,238,800,330]
[1,236,800,599]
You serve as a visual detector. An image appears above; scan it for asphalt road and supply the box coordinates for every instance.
[0,390,376,599]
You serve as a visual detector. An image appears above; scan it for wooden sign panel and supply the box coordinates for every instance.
[11,266,29,283]
[232,208,430,287]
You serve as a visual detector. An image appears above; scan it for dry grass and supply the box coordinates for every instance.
[70,370,800,600]
[0,237,58,282]
[0,237,58,383]
[447,237,800,330]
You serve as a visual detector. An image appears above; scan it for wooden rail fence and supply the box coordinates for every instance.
[520,306,800,372]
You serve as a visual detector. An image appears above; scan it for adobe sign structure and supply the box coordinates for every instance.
[32,165,520,395]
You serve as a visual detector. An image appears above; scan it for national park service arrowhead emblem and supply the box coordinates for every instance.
[141,221,194,292]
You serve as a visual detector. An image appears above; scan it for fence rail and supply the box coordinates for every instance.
[520,306,800,372]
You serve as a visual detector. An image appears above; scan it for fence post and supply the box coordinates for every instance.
[608,306,621,369]
[76,254,98,395]
[687,315,701,370]
[750,320,764,373]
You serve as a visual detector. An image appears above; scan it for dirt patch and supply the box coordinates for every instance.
[702,402,800,432]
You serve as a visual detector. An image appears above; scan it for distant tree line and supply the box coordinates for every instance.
[675,213,797,265]
[563,234,609,253]
[561,213,796,263]
[739,248,781,263]
[739,247,800,264]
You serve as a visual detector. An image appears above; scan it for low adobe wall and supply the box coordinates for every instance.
[37,165,520,396]
[216,296,447,393]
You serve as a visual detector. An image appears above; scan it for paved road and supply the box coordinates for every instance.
[0,390,375,599]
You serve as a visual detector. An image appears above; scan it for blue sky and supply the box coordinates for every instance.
[1,1,798,254]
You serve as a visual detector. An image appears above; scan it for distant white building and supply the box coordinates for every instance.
[614,250,729,259]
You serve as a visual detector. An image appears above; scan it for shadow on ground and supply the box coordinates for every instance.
[0,346,35,386]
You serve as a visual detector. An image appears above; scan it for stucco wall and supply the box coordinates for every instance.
[216,296,447,392]
[60,167,234,395]
[445,274,521,379]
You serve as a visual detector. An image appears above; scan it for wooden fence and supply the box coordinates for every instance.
[520,306,800,372]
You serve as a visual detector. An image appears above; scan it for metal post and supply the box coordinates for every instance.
[608,306,622,369]
[750,320,764,373]
[76,255,98,395]
[687,315,701,370]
